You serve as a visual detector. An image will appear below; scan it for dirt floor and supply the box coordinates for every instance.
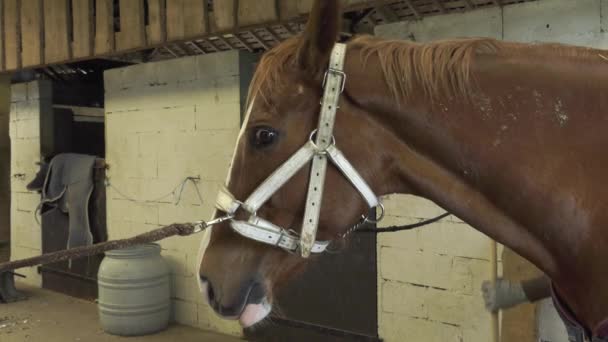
[0,283,243,342]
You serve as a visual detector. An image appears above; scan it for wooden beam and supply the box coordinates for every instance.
[264,27,282,44]
[238,0,278,27]
[248,30,271,50]
[117,0,146,50]
[230,34,253,52]
[188,41,206,54]
[432,0,446,13]
[164,45,179,57]
[0,1,5,71]
[20,0,43,67]
[214,36,236,50]
[44,0,71,63]
[404,0,422,20]
[4,0,20,70]
[278,0,299,20]
[167,0,207,40]
[167,0,186,40]
[375,5,399,23]
[463,0,475,9]
[204,38,221,51]
[147,0,166,45]
[183,0,208,37]
[72,0,94,58]
[94,0,114,55]
[493,0,502,6]
[213,0,237,31]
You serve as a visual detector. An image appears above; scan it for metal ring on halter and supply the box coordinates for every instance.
[309,129,336,152]
[363,202,385,224]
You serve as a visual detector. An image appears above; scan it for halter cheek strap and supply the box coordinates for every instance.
[214,43,383,257]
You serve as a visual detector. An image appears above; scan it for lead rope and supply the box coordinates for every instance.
[325,211,451,254]
[0,210,450,272]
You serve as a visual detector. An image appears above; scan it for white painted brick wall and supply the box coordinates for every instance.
[104,50,250,337]
[374,0,608,340]
[8,81,50,287]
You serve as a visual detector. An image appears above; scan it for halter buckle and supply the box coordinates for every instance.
[323,68,347,93]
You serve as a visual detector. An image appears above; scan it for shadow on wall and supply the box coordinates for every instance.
[0,75,11,262]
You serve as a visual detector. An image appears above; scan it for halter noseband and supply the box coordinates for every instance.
[214,43,384,258]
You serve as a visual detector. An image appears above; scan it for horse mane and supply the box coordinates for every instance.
[350,35,501,103]
[248,34,608,107]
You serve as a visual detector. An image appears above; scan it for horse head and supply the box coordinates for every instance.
[198,0,400,327]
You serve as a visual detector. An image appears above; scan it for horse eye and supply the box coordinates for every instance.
[252,127,279,148]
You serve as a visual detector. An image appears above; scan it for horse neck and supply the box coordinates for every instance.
[342,41,579,279]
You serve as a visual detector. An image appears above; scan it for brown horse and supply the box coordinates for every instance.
[199,0,608,337]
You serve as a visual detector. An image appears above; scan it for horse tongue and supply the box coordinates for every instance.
[239,299,271,327]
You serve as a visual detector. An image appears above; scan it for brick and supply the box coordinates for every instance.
[197,303,243,337]
[157,56,197,85]
[13,224,41,250]
[379,313,462,342]
[173,299,198,326]
[12,138,40,171]
[11,83,27,103]
[196,50,240,81]
[172,274,201,303]
[157,152,233,183]
[376,6,502,41]
[10,246,42,287]
[105,219,133,240]
[453,256,492,296]
[380,247,480,295]
[15,119,39,139]
[107,199,159,225]
[381,280,428,318]
[380,247,453,289]
[214,76,240,103]
[381,194,446,220]
[195,103,240,131]
[15,192,40,212]
[418,221,493,260]
[13,100,41,121]
[159,234,203,254]
[603,0,608,33]
[119,62,159,90]
[27,80,52,101]
[504,0,601,47]
[425,290,466,326]
[163,249,193,277]
[158,203,207,226]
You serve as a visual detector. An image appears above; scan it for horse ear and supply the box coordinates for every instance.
[297,0,342,77]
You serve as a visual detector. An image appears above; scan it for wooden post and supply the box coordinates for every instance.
[491,240,499,342]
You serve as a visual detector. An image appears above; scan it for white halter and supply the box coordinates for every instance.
[215,43,383,257]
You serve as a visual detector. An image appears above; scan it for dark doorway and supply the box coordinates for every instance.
[244,233,380,342]
[37,80,107,301]
[0,76,10,262]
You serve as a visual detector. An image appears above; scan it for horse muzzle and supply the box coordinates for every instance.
[199,276,272,327]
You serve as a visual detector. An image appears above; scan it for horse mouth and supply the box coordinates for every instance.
[199,280,272,327]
